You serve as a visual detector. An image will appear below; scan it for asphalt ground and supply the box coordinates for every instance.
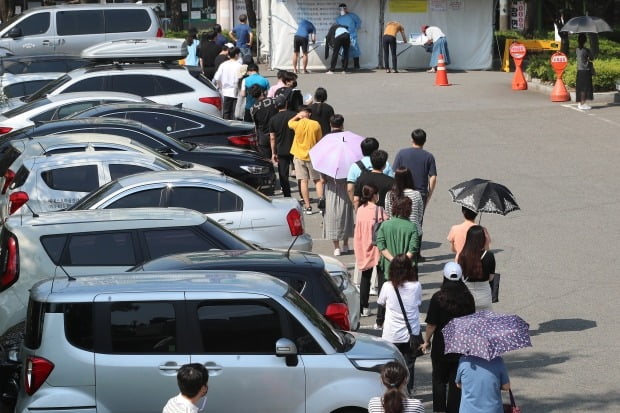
[267,67,620,412]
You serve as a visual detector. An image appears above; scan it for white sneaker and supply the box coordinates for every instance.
[580,104,592,110]
[373,323,383,330]
[326,70,334,74]
[361,308,371,317]
[334,248,341,256]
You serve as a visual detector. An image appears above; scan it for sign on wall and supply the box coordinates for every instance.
[389,0,427,14]
[510,0,526,30]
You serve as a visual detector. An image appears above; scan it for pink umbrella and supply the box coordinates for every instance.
[309,131,364,179]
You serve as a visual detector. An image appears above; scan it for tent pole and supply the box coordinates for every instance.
[378,0,386,69]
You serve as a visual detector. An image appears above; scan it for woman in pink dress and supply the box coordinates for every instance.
[354,183,388,317]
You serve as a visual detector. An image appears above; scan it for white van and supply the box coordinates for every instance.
[0,4,163,56]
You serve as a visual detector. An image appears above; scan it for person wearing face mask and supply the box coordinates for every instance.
[162,363,209,413]
[335,3,362,69]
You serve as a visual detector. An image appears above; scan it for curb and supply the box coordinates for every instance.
[527,77,620,104]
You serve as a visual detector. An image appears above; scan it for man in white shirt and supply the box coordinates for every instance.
[212,47,242,120]
[422,25,451,73]
[162,363,209,413]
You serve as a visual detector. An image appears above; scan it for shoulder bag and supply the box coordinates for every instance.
[371,205,384,246]
[394,286,425,357]
[503,389,521,413]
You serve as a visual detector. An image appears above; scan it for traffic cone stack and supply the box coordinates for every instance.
[435,54,451,86]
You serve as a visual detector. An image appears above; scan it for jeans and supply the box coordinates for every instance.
[222,97,237,120]
[432,357,461,413]
[375,269,386,326]
[330,34,350,71]
[382,34,397,70]
[394,342,417,393]
[276,154,292,197]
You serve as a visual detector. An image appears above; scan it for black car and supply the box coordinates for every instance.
[0,55,90,76]
[69,102,258,149]
[131,249,354,331]
[0,117,275,193]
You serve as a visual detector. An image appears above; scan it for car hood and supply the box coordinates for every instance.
[345,331,406,363]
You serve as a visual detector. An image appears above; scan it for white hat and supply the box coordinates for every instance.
[443,262,463,281]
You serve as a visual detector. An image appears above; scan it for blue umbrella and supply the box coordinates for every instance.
[442,310,532,361]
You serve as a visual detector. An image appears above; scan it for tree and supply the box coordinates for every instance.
[170,0,183,32]
[244,0,256,28]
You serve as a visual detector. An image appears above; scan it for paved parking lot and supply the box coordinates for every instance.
[268,67,620,412]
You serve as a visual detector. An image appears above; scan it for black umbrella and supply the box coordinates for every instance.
[560,16,612,33]
[448,178,520,216]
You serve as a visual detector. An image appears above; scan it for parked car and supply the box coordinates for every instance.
[0,60,222,116]
[0,92,151,134]
[68,170,311,251]
[1,73,61,100]
[0,55,89,77]
[70,102,257,149]
[0,207,255,336]
[132,249,359,331]
[0,150,213,219]
[15,270,401,413]
[0,4,163,57]
[0,117,276,193]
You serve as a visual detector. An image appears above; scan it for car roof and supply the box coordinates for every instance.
[13,133,135,149]
[27,116,157,132]
[139,250,324,271]
[22,148,161,165]
[77,102,223,120]
[110,169,229,187]
[30,270,289,303]
[5,206,207,228]
[45,91,147,103]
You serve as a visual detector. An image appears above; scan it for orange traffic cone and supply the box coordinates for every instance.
[550,78,570,102]
[435,54,451,86]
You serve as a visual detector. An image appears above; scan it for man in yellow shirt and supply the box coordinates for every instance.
[383,21,406,73]
[288,106,323,214]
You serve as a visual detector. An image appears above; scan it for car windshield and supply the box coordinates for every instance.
[70,181,123,210]
[24,74,71,102]
[2,98,52,118]
[284,289,346,352]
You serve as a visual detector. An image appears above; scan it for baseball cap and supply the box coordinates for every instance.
[443,262,463,281]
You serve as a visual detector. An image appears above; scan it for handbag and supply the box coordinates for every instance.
[490,273,501,303]
[371,205,384,246]
[234,95,246,120]
[503,389,521,413]
[394,287,425,357]
[588,60,596,76]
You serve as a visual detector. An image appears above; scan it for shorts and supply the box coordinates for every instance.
[294,36,310,54]
[293,157,320,180]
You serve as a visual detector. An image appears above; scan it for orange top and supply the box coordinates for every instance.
[384,21,405,37]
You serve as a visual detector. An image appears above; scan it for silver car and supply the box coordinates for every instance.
[69,169,313,251]
[16,271,404,413]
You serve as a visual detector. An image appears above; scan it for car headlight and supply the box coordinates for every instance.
[330,271,350,291]
[240,165,271,174]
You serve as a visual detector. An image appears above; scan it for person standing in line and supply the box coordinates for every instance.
[213,24,228,47]
[293,19,316,74]
[162,363,209,413]
[376,254,422,395]
[393,128,436,260]
[240,63,270,121]
[353,149,395,210]
[354,184,387,316]
[269,93,297,197]
[458,225,495,311]
[576,33,594,110]
[336,3,362,69]
[384,167,424,244]
[456,356,511,413]
[182,29,200,68]
[347,137,393,203]
[309,87,335,136]
[212,47,242,120]
[368,361,425,413]
[230,14,253,61]
[447,206,491,261]
[325,23,350,74]
[267,70,296,97]
[383,21,406,73]
[420,262,475,413]
[213,43,231,74]
[421,25,450,73]
[249,84,278,159]
[199,31,221,79]
[288,106,324,214]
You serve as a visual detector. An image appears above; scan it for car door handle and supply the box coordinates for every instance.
[159,364,182,371]
[41,40,52,46]
[217,219,234,225]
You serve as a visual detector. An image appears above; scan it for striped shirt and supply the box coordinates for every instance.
[384,188,424,235]
[368,396,425,413]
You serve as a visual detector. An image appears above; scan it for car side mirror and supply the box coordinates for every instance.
[7,27,22,39]
[275,338,298,367]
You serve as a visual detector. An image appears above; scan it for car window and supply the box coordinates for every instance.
[109,301,177,353]
[30,107,60,122]
[153,76,193,94]
[64,303,94,351]
[195,301,281,353]
[169,187,242,213]
[23,74,71,102]
[62,77,107,93]
[27,60,74,73]
[40,164,99,192]
[104,9,152,33]
[107,188,165,209]
[57,10,104,35]
[142,227,219,258]
[109,75,156,96]
[66,232,136,266]
[40,234,67,264]
[0,146,21,176]
[125,111,202,134]
[15,12,50,36]
[1,98,50,117]
[3,80,51,98]
[56,101,103,119]
[108,163,154,181]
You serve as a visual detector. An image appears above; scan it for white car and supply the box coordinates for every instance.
[69,169,314,252]
[1,150,215,219]
[0,92,151,134]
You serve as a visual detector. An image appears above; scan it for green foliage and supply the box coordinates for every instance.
[562,59,620,92]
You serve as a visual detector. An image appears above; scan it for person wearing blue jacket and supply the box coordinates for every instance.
[336,3,361,69]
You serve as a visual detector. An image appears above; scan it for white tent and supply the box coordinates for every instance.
[248,0,493,71]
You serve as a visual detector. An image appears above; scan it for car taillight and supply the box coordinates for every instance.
[2,169,14,194]
[0,127,13,135]
[8,191,28,215]
[199,97,222,110]
[156,28,164,37]
[286,209,304,236]
[24,357,54,396]
[0,236,19,291]
[227,134,256,147]
[325,303,350,331]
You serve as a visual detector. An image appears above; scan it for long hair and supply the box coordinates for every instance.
[389,254,417,288]
[389,167,415,204]
[458,225,487,281]
[313,87,328,116]
[380,361,408,413]
[436,279,475,315]
[359,184,378,207]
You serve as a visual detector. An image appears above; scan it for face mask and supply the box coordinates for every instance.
[197,395,208,412]
[340,9,346,15]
